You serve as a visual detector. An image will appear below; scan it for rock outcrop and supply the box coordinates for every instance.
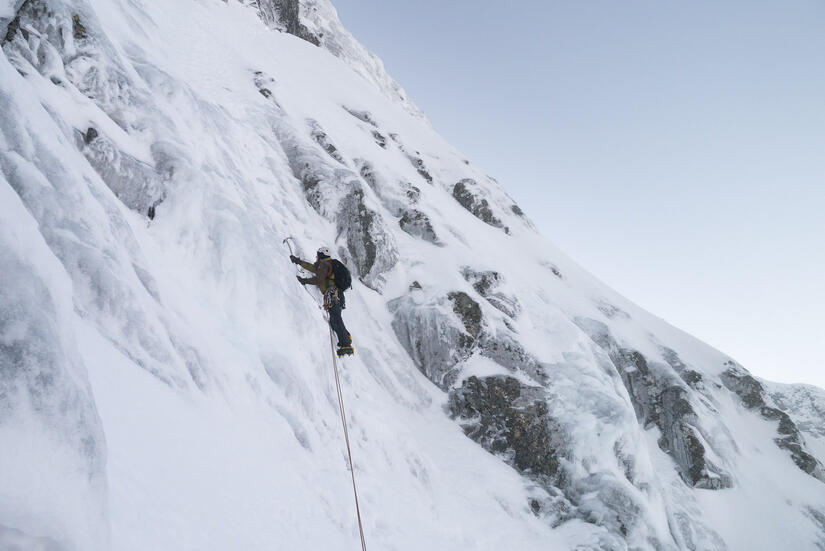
[721,363,825,481]
[577,319,733,489]
[453,178,505,230]
[461,267,520,319]
[253,0,320,45]
[449,375,560,480]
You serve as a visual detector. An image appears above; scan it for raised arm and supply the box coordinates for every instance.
[290,255,317,274]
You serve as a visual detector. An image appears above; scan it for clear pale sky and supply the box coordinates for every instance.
[332,0,825,389]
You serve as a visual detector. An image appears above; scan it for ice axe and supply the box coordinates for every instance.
[284,236,323,309]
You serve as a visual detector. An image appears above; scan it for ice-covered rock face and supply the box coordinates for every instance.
[0,63,108,547]
[450,375,560,479]
[2,0,825,550]
[388,289,477,389]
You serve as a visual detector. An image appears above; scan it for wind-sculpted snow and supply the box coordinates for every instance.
[0,146,107,547]
[251,0,423,118]
[2,0,825,549]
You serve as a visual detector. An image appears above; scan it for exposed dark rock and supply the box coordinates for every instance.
[464,268,500,296]
[337,187,398,290]
[3,0,40,47]
[253,71,282,106]
[721,364,825,482]
[769,385,825,439]
[357,163,427,238]
[478,334,547,384]
[281,141,397,290]
[453,178,504,229]
[661,347,707,391]
[3,12,22,44]
[620,349,730,489]
[372,130,387,149]
[0,0,32,45]
[83,126,98,145]
[447,291,482,341]
[391,291,535,392]
[391,305,671,543]
[355,166,436,263]
[575,318,732,489]
[390,138,433,184]
[343,106,378,127]
[461,267,520,319]
[681,370,703,387]
[147,198,162,220]
[254,0,319,45]
[409,154,432,184]
[449,375,559,479]
[399,209,438,244]
[358,163,376,187]
[763,406,822,475]
[281,139,338,212]
[339,189,375,276]
[656,385,723,488]
[538,261,563,279]
[388,291,476,389]
[309,121,344,164]
[485,295,519,319]
[405,185,420,203]
[720,365,765,409]
[511,204,525,217]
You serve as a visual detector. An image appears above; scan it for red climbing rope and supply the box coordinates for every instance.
[327,317,368,551]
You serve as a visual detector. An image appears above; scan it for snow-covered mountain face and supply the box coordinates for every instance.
[1,0,824,549]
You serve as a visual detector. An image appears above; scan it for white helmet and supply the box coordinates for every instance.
[317,246,331,259]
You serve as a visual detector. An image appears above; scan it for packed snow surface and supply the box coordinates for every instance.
[1,0,824,550]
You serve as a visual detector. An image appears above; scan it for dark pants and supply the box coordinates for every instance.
[325,289,351,347]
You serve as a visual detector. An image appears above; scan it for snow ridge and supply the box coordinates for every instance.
[250,0,425,120]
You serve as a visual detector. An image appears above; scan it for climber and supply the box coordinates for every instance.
[291,247,354,357]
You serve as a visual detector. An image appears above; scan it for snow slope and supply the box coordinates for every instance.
[1,0,824,550]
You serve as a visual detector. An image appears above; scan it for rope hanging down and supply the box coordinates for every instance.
[283,236,366,549]
[327,317,368,551]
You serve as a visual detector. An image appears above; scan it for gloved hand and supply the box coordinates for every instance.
[296,276,308,285]
[289,255,300,264]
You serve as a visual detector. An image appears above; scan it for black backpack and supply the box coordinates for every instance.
[330,259,352,291]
